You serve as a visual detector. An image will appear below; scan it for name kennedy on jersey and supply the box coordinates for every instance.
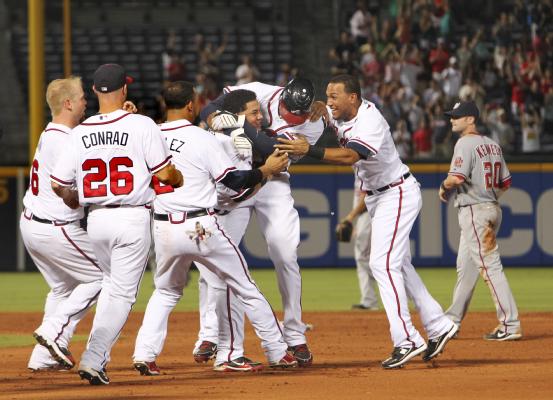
[81,131,129,148]
[475,143,502,158]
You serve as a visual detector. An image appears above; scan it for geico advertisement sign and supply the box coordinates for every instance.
[239,173,553,267]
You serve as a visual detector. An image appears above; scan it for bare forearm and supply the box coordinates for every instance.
[321,148,361,165]
[442,174,464,190]
[52,183,79,209]
[346,193,367,221]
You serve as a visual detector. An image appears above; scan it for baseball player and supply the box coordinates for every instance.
[440,101,521,341]
[21,77,103,372]
[199,78,324,366]
[51,64,184,385]
[276,74,458,369]
[337,175,379,310]
[132,81,298,375]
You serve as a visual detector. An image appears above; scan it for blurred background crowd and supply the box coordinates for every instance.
[1,0,552,164]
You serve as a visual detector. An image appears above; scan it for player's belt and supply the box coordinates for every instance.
[365,172,411,196]
[30,215,73,226]
[154,209,210,221]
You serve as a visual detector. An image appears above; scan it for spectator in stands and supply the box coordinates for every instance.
[167,52,187,82]
[412,117,433,159]
[276,63,296,87]
[459,76,485,111]
[407,94,425,133]
[399,45,423,90]
[429,38,450,80]
[492,12,513,47]
[486,107,515,154]
[441,56,462,101]
[510,76,525,118]
[394,9,411,46]
[392,119,411,159]
[423,79,443,109]
[430,103,451,159]
[543,86,553,142]
[521,108,541,153]
[350,0,372,46]
[456,35,474,77]
[525,80,544,113]
[330,31,357,68]
[235,55,260,85]
[413,7,437,50]
[360,43,379,80]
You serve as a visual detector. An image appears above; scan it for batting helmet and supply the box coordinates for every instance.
[279,78,315,125]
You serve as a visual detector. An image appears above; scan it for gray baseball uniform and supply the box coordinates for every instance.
[445,134,521,335]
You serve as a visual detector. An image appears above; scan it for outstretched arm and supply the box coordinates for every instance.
[275,135,361,165]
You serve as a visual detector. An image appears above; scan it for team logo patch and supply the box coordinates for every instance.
[187,222,212,244]
[454,156,463,168]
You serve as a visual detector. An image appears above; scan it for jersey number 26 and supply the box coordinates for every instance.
[82,157,134,198]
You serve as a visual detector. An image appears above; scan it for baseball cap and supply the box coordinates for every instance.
[93,64,133,93]
[444,101,480,119]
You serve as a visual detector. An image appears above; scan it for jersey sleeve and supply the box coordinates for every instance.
[499,156,512,188]
[224,82,278,103]
[205,135,237,182]
[448,139,473,180]
[51,144,77,187]
[145,121,172,173]
[345,107,387,158]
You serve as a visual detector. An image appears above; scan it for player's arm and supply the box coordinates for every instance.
[439,174,465,203]
[51,182,80,209]
[275,134,362,165]
[344,192,367,223]
[220,150,289,191]
[154,163,183,188]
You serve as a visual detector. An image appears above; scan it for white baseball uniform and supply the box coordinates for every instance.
[51,109,172,372]
[352,174,379,309]
[445,134,520,334]
[328,100,455,348]
[132,119,288,365]
[195,82,324,364]
[20,122,103,370]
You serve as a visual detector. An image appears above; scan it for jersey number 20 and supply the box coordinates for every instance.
[483,161,501,189]
[82,157,134,197]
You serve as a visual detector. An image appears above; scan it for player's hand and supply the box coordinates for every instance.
[172,169,184,188]
[439,185,451,203]
[122,101,138,114]
[309,100,328,123]
[230,128,253,160]
[274,134,309,156]
[263,149,289,175]
[211,111,245,131]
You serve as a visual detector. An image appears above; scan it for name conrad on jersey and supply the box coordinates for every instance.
[81,131,129,148]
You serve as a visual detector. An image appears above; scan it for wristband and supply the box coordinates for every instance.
[307,145,325,160]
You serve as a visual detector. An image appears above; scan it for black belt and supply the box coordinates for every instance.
[153,209,210,221]
[31,215,73,226]
[366,173,411,196]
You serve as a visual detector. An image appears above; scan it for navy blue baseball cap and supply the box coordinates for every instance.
[444,101,480,119]
[93,63,133,93]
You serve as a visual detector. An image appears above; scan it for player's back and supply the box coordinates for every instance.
[451,134,511,206]
[23,123,84,221]
[154,120,235,213]
[70,110,170,206]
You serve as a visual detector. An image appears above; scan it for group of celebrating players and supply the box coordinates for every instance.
[21,62,521,385]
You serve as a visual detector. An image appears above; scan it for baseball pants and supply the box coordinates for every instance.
[354,211,379,308]
[20,212,103,368]
[446,203,520,333]
[134,212,287,364]
[79,206,151,371]
[365,178,454,348]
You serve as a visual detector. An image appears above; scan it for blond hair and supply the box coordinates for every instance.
[45,76,83,116]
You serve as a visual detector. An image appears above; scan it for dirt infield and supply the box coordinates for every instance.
[0,311,552,399]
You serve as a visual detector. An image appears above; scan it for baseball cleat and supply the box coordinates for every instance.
[33,331,75,369]
[381,343,428,369]
[423,323,459,362]
[483,328,522,341]
[78,365,110,385]
[288,344,313,367]
[213,357,264,372]
[193,341,218,363]
[351,304,379,310]
[133,360,161,376]
[28,363,72,373]
[269,352,298,369]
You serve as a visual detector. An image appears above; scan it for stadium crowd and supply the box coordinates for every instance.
[329,0,553,158]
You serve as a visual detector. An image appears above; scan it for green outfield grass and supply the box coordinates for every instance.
[0,268,551,313]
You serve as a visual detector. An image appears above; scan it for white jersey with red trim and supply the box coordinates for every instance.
[51,109,171,206]
[328,99,409,190]
[23,122,84,222]
[224,82,324,145]
[154,119,237,213]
